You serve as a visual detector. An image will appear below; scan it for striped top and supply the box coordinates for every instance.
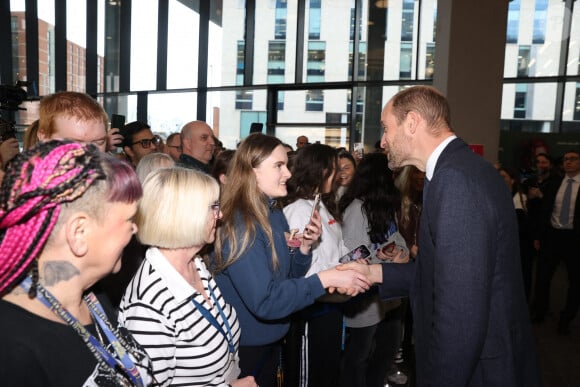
[118,247,241,387]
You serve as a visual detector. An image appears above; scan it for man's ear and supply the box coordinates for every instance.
[37,130,49,142]
[65,213,90,257]
[405,111,420,134]
[123,145,134,159]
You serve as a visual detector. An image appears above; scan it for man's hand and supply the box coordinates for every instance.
[317,266,371,297]
[107,127,124,152]
[337,261,383,284]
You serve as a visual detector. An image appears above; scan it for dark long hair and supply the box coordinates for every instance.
[284,143,340,220]
[338,152,400,243]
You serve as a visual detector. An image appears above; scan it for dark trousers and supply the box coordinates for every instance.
[284,303,343,387]
[533,228,580,323]
[239,342,281,387]
[339,306,402,387]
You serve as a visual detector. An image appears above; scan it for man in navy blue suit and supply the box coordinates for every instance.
[341,86,541,386]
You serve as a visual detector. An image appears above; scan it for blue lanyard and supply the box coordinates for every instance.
[191,282,236,354]
[20,276,145,387]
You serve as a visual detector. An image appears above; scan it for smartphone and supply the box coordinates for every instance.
[309,193,321,220]
[110,114,125,130]
[304,193,321,236]
[339,245,372,264]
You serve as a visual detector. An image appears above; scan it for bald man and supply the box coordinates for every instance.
[178,121,215,174]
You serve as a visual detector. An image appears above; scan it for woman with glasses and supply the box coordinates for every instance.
[212,133,371,387]
[118,167,256,387]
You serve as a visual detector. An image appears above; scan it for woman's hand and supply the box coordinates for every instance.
[317,266,371,297]
[299,209,322,255]
[376,244,409,263]
[231,376,257,387]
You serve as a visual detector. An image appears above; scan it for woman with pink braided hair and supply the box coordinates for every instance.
[0,140,154,386]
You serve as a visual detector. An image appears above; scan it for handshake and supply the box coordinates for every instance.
[316,260,384,298]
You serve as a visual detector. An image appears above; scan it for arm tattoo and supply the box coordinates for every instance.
[41,261,81,287]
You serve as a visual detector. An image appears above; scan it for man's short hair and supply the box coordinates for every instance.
[391,86,452,131]
[121,121,151,147]
[166,132,180,144]
[38,92,108,138]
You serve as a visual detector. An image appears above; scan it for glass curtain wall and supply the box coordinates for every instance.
[5,0,578,152]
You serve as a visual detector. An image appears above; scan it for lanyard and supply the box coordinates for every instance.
[191,282,236,353]
[20,276,144,387]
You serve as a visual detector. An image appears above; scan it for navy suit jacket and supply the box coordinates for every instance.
[379,138,541,386]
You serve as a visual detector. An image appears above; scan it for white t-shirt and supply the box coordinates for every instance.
[284,198,349,276]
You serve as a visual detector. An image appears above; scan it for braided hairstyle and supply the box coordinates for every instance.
[0,140,105,297]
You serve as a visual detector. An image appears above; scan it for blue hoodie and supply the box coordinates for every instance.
[214,202,325,346]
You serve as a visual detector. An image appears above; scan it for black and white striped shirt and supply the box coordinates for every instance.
[118,247,241,386]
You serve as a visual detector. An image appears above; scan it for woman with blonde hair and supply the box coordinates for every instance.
[212,133,370,387]
[119,167,256,387]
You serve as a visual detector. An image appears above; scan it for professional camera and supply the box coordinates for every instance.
[0,80,34,111]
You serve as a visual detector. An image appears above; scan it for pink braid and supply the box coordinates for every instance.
[0,141,103,295]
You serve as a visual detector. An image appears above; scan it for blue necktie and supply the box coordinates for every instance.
[559,178,574,226]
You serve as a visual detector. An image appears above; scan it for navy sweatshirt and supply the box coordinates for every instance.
[214,204,325,346]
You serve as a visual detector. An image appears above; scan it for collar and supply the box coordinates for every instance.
[425,135,457,180]
[145,247,199,304]
[179,153,210,171]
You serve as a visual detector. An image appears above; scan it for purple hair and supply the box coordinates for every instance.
[0,141,142,296]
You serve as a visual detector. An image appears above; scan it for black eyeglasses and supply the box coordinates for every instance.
[132,136,161,149]
[166,145,182,151]
[210,201,221,217]
[563,156,579,162]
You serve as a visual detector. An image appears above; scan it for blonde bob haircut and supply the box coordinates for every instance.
[137,167,220,248]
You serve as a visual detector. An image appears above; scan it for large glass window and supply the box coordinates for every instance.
[532,0,548,44]
[401,0,415,42]
[210,0,244,88]
[275,0,287,39]
[567,0,580,76]
[148,92,197,136]
[66,0,86,92]
[167,0,199,89]
[517,45,531,77]
[208,89,267,149]
[38,0,55,95]
[501,82,557,130]
[306,41,325,82]
[308,0,321,40]
[97,0,105,94]
[130,0,158,91]
[506,0,520,44]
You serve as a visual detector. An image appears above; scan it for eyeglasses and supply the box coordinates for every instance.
[563,156,579,162]
[166,145,182,151]
[210,201,221,217]
[132,136,162,149]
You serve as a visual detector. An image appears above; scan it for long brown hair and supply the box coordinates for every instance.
[213,133,283,272]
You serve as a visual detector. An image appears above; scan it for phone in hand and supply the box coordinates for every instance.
[339,245,372,264]
[304,193,321,236]
[110,114,125,130]
[309,193,321,220]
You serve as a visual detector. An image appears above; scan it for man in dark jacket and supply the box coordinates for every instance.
[342,86,541,386]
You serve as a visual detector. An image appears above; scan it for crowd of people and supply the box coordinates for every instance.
[2,86,572,386]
